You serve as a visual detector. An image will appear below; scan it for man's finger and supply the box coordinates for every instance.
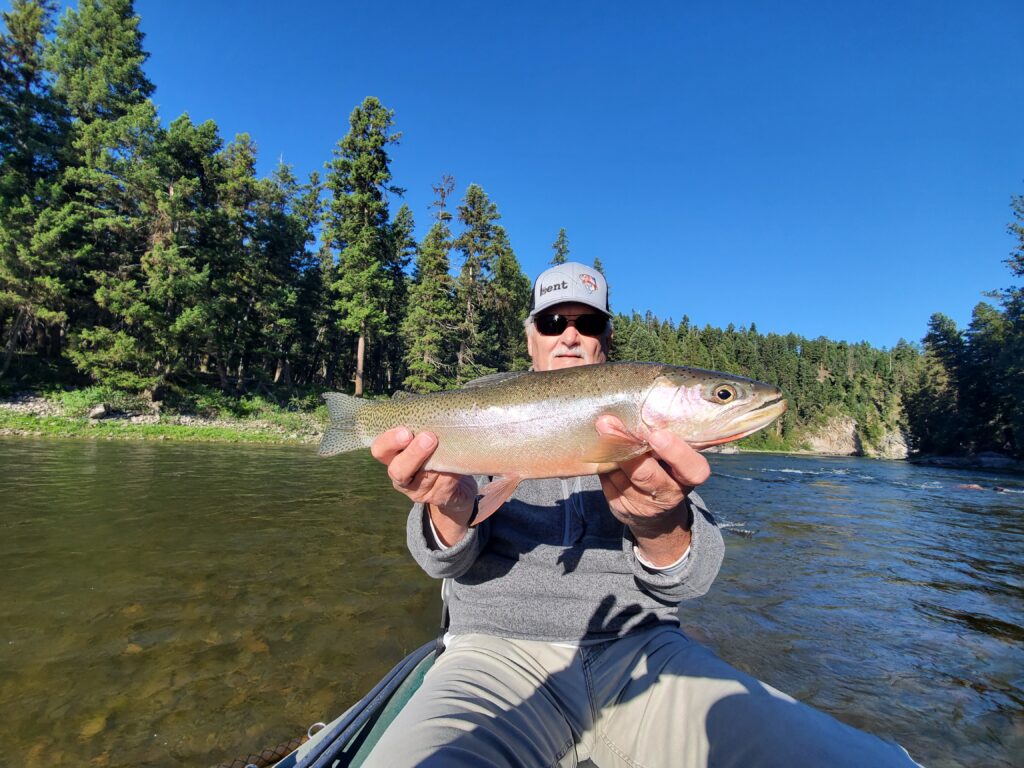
[387,432,438,487]
[616,452,670,494]
[370,427,414,463]
[648,430,711,488]
[599,473,627,506]
[397,468,434,499]
[602,468,632,497]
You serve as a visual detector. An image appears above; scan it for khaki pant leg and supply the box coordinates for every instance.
[585,625,921,768]
[364,633,589,768]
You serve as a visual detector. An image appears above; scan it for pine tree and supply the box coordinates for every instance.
[961,302,1011,452]
[0,0,69,375]
[905,313,965,454]
[106,113,219,392]
[324,97,403,396]
[402,177,458,392]
[250,161,320,393]
[488,227,532,371]
[592,256,609,303]
[374,202,414,391]
[287,172,326,388]
[550,227,569,265]
[1002,194,1024,453]
[193,132,258,391]
[453,183,500,382]
[1007,194,1024,279]
[47,0,162,385]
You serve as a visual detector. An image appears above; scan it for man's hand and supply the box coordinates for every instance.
[595,415,712,567]
[370,428,478,546]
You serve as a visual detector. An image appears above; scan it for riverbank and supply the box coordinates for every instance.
[0,392,324,445]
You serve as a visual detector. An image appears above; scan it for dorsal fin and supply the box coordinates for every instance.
[391,390,415,400]
[461,371,528,389]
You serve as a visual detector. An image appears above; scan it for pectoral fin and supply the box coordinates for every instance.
[580,424,650,465]
[473,474,523,526]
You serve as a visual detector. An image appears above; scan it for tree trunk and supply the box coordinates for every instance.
[274,357,292,389]
[49,324,63,358]
[0,307,28,378]
[216,357,229,391]
[355,332,366,397]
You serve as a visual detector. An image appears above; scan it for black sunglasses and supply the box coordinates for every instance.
[534,312,609,337]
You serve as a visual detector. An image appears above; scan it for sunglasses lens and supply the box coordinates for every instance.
[534,313,608,337]
[574,315,608,336]
[535,314,568,336]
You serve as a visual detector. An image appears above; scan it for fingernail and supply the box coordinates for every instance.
[396,428,412,443]
[417,433,435,448]
[649,431,672,450]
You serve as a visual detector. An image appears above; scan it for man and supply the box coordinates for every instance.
[367,262,919,767]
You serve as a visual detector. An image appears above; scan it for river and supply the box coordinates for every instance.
[0,437,1021,767]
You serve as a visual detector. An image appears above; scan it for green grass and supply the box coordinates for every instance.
[46,385,150,417]
[0,380,331,446]
[0,410,320,445]
[737,430,806,453]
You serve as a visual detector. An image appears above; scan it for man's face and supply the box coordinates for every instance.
[527,301,612,372]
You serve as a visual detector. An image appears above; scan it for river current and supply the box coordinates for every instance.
[0,438,1021,767]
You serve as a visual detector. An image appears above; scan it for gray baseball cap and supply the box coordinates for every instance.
[528,262,611,318]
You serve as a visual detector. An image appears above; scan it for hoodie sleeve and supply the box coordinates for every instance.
[406,502,489,579]
[623,490,725,602]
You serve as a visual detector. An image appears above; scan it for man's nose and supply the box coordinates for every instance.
[560,324,581,345]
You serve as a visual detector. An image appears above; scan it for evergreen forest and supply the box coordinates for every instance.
[1,0,1022,459]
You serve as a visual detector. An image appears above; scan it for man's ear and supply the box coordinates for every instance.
[526,326,535,359]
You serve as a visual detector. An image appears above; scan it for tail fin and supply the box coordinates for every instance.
[319,392,370,456]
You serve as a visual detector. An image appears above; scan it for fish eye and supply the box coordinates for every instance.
[712,384,738,403]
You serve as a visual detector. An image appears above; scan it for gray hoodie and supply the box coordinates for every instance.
[406,475,724,643]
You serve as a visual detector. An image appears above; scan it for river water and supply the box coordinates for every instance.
[0,437,1021,767]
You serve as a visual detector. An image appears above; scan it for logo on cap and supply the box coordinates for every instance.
[579,273,598,293]
[539,280,568,297]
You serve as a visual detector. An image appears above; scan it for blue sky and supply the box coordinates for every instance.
[24,1,1024,348]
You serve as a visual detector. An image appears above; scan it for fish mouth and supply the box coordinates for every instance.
[689,396,787,450]
[750,394,787,414]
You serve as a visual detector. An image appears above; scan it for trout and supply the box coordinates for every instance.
[320,362,786,523]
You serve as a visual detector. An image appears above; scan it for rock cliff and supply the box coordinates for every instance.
[801,416,908,459]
